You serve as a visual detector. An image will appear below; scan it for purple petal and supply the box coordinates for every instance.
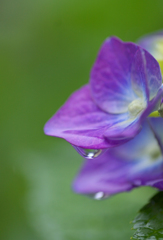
[73,151,135,196]
[44,85,128,149]
[138,31,163,76]
[129,159,163,190]
[104,118,142,145]
[139,85,163,121]
[104,85,163,143]
[73,121,163,196]
[131,48,162,102]
[115,120,162,158]
[90,37,138,114]
[148,117,163,151]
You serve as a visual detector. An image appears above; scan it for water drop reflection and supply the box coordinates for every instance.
[86,192,109,200]
[73,146,105,159]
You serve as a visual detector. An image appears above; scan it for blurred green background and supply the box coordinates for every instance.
[1,0,163,239]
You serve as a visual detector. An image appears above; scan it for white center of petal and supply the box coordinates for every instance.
[128,98,146,117]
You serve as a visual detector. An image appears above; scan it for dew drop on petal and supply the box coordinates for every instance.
[72,146,104,159]
[86,192,109,200]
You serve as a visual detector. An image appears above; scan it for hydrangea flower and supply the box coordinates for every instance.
[73,118,163,199]
[44,37,163,152]
[138,30,163,75]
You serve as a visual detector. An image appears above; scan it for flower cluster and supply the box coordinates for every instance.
[44,30,163,199]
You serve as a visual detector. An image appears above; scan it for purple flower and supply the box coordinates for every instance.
[73,118,163,199]
[44,37,163,151]
[138,30,163,74]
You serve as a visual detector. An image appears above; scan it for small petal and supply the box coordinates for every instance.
[104,85,163,143]
[131,48,162,102]
[44,85,128,149]
[73,120,163,196]
[73,151,135,196]
[138,31,163,74]
[116,120,162,158]
[148,117,163,152]
[90,37,138,114]
[104,118,142,145]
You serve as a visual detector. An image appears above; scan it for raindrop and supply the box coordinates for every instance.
[73,146,105,159]
[86,192,109,200]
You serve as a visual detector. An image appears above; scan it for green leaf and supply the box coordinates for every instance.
[131,192,163,240]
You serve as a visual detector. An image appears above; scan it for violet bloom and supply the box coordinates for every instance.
[73,118,163,199]
[44,37,163,154]
[138,30,163,74]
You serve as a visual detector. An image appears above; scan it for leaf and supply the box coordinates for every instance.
[131,191,163,240]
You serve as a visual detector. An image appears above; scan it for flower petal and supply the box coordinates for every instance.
[73,151,135,196]
[104,85,163,144]
[103,118,142,145]
[148,117,163,151]
[44,85,128,149]
[138,31,163,75]
[90,37,138,114]
[131,48,162,102]
[73,122,163,197]
[138,31,163,61]
[115,121,160,158]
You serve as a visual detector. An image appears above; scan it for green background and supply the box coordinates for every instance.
[0,0,162,239]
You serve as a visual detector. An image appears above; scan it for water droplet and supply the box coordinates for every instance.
[86,192,109,200]
[72,146,104,159]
